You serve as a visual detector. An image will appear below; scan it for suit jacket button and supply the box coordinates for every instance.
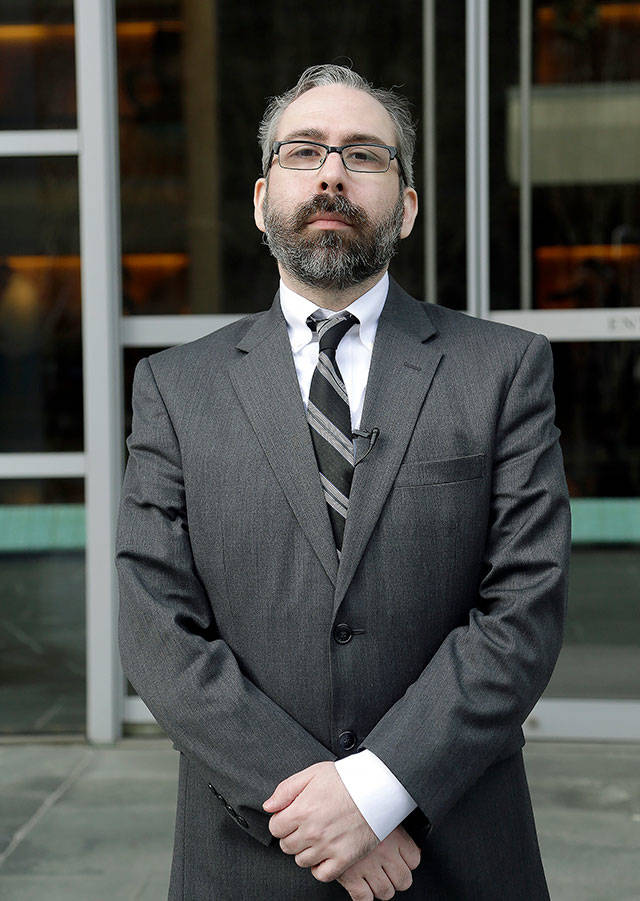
[333,623,353,644]
[339,730,357,752]
[208,783,223,801]
[237,815,249,828]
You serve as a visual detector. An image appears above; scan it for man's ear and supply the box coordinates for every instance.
[400,186,418,240]
[254,177,267,233]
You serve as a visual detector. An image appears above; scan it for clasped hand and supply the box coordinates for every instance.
[263,762,421,899]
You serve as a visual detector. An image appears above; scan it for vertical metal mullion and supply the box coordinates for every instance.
[478,2,490,319]
[466,0,477,317]
[520,0,532,310]
[423,0,437,304]
[466,0,490,319]
[74,0,124,743]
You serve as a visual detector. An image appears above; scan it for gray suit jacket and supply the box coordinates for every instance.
[116,278,570,899]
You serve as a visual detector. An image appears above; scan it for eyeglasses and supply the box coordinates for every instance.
[271,140,406,181]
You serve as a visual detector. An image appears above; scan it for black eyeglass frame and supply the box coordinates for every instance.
[270,140,408,184]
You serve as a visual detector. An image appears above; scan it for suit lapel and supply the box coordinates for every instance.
[334,280,442,611]
[229,293,339,586]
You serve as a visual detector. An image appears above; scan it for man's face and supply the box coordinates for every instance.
[253,85,418,291]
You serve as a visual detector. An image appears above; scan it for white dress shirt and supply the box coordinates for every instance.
[279,272,418,841]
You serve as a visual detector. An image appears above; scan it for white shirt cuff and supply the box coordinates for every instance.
[334,749,418,841]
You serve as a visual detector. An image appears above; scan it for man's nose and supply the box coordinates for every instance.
[315,149,347,193]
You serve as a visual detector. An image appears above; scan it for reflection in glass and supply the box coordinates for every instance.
[491,0,640,310]
[0,479,85,734]
[116,1,424,315]
[434,2,466,310]
[536,2,640,84]
[548,338,640,701]
[0,4,76,130]
[553,341,640,497]
[546,546,640,699]
[0,158,82,451]
[0,478,82,506]
[117,14,191,313]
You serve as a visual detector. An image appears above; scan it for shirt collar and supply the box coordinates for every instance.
[279,271,389,353]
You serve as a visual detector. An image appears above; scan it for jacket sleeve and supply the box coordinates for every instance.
[360,333,571,830]
[116,357,336,847]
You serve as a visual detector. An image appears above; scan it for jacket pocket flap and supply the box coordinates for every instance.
[395,453,485,487]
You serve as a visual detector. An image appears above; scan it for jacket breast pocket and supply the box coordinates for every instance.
[394,453,485,488]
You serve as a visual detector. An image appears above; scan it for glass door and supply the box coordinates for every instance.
[0,2,86,735]
[114,0,427,727]
[487,0,640,732]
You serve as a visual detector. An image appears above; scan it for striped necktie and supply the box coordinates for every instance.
[306,311,359,554]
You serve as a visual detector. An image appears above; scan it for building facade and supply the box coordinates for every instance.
[1,0,639,742]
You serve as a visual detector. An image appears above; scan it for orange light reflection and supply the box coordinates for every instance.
[0,21,182,43]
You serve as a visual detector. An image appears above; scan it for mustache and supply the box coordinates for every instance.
[291,194,370,231]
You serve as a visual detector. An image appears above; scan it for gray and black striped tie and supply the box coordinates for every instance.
[306,311,359,554]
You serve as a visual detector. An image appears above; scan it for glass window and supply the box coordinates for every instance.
[553,342,640,497]
[0,3,76,130]
[545,339,640,700]
[434,2,467,311]
[0,157,82,452]
[488,0,640,704]
[116,1,424,315]
[491,0,640,311]
[547,547,640,699]
[0,478,85,734]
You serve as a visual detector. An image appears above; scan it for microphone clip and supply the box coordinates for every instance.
[352,427,380,466]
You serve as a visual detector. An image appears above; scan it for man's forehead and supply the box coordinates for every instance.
[275,84,396,145]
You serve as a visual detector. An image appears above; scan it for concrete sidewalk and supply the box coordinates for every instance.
[0,739,638,900]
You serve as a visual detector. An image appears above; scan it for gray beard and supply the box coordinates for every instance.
[262,192,405,291]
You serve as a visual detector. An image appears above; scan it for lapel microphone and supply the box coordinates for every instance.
[352,428,380,466]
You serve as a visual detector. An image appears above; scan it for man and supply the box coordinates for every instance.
[116,64,571,900]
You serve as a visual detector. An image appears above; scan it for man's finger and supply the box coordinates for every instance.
[278,829,306,855]
[311,857,348,884]
[364,870,395,900]
[294,846,325,869]
[268,810,299,839]
[380,858,412,893]
[338,876,373,901]
[396,840,421,871]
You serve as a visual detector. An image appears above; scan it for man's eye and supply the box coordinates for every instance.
[346,147,383,164]
[287,145,322,159]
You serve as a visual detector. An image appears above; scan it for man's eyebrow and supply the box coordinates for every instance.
[341,132,390,145]
[278,128,391,146]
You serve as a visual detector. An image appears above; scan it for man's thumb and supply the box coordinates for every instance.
[263,771,311,812]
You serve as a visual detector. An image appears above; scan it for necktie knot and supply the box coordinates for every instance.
[307,312,359,354]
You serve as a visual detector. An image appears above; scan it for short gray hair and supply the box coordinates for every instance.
[258,64,416,188]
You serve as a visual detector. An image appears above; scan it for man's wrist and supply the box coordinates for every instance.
[334,749,418,840]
